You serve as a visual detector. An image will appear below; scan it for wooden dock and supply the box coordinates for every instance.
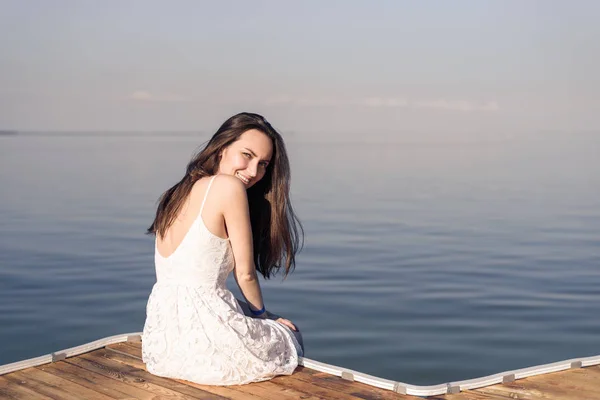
[1,339,599,399]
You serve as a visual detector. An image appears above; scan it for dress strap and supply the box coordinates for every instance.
[199,175,218,215]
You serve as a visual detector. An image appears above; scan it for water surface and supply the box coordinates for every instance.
[0,132,598,384]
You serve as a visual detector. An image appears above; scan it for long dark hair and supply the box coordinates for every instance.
[148,112,303,278]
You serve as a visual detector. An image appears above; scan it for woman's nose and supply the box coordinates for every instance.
[247,162,258,177]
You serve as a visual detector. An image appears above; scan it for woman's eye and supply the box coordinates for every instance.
[259,162,269,168]
[243,152,252,158]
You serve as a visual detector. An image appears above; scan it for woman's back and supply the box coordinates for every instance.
[154,176,233,288]
[156,176,230,258]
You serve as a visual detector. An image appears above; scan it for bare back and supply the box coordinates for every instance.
[156,176,229,259]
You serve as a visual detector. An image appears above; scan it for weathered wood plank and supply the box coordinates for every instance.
[566,367,600,387]
[2,368,114,400]
[121,341,142,352]
[88,350,232,399]
[501,374,594,400]
[171,378,270,400]
[106,342,142,360]
[270,373,367,399]
[431,391,513,399]
[225,379,325,400]
[68,350,219,399]
[0,375,54,400]
[103,347,147,370]
[101,346,269,399]
[291,365,418,400]
[90,349,256,400]
[105,342,271,398]
[36,360,155,399]
[475,383,558,400]
[586,365,600,375]
[477,379,586,400]
[541,371,600,398]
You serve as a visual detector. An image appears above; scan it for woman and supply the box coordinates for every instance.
[142,112,304,385]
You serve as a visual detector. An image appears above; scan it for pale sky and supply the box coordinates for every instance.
[1,0,599,136]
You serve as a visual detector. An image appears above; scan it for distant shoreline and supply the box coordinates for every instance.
[0,130,18,136]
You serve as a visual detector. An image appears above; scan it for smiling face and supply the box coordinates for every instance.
[217,129,273,189]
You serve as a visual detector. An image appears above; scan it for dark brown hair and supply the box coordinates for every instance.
[147,112,303,278]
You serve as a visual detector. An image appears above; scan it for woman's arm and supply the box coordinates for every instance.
[218,175,266,316]
[218,175,297,331]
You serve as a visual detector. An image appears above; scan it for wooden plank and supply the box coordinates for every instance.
[227,379,326,400]
[270,373,367,400]
[477,380,578,400]
[120,341,142,353]
[36,360,156,399]
[551,370,600,396]
[87,350,232,399]
[586,365,600,375]
[125,340,142,348]
[101,346,269,400]
[87,349,253,400]
[529,369,600,399]
[475,384,557,400]
[103,347,147,370]
[2,368,114,400]
[567,366,600,383]
[69,350,223,399]
[0,375,54,400]
[171,378,270,400]
[295,365,424,400]
[430,391,513,399]
[106,342,143,360]
[511,372,597,399]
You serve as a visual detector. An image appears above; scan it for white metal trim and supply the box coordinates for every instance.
[299,354,600,396]
[0,332,139,376]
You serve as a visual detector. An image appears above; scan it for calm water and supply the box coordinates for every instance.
[0,132,599,385]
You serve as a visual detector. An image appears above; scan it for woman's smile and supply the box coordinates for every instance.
[236,172,251,186]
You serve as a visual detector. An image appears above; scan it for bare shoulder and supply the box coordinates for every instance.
[210,174,248,205]
[211,174,246,194]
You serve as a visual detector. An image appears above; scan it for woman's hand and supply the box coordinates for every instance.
[256,309,298,331]
[275,317,297,331]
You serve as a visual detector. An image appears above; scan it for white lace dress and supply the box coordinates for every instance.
[142,176,302,385]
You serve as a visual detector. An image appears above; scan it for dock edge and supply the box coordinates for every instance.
[1,332,599,397]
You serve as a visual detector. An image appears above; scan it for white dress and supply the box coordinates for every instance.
[142,175,302,385]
